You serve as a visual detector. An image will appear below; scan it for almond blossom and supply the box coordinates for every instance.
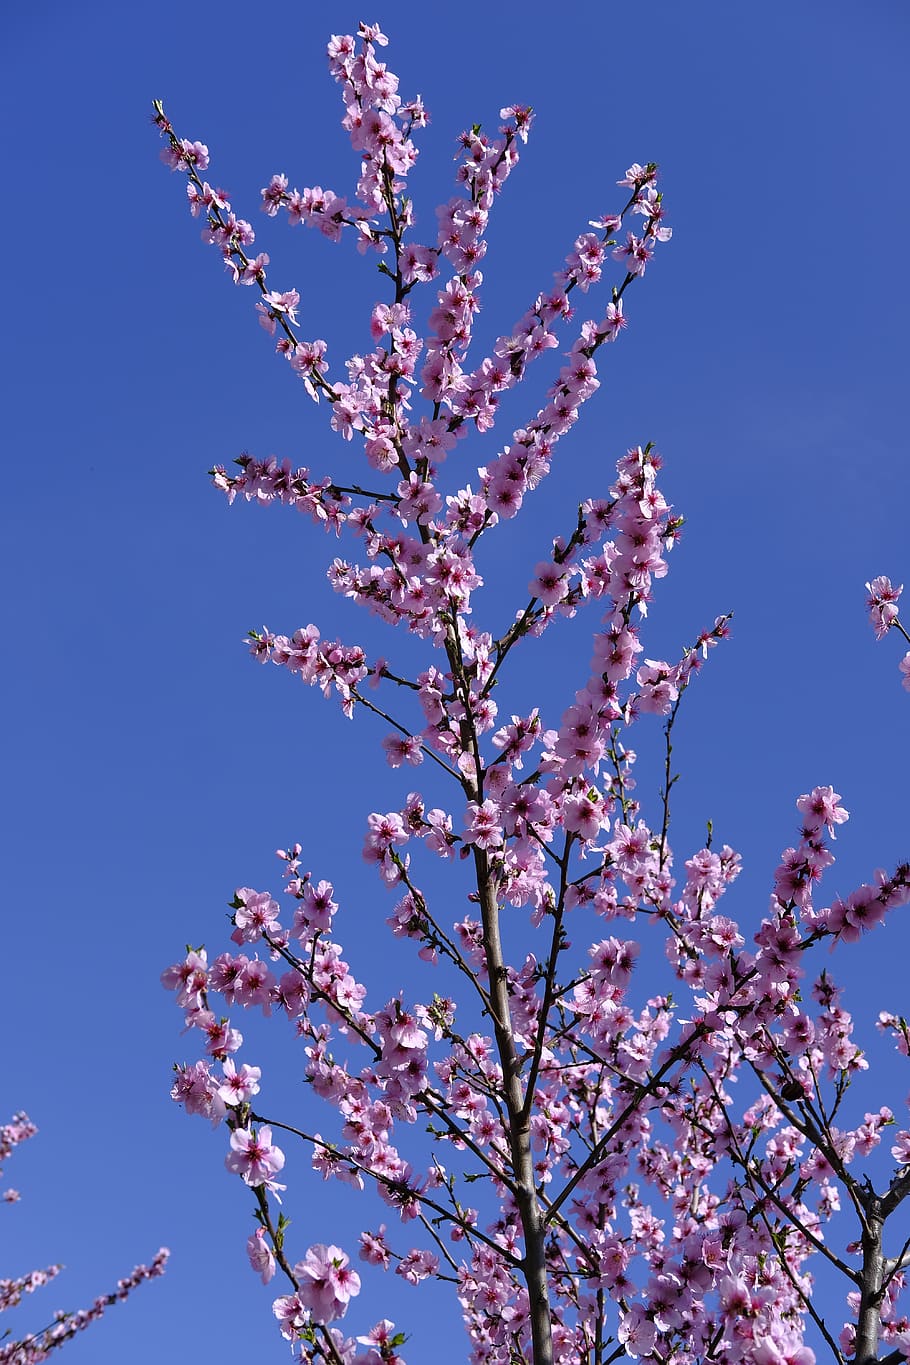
[156,20,910,1365]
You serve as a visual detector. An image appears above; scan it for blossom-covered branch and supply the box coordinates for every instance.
[0,1114,168,1365]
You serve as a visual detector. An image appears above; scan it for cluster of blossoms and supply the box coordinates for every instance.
[866,576,910,690]
[0,1113,36,1206]
[163,774,910,1364]
[158,20,910,1365]
[0,1114,168,1364]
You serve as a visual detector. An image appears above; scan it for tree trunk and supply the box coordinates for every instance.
[475,849,554,1365]
[855,1198,884,1365]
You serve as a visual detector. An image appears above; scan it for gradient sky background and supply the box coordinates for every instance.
[3,2,910,1360]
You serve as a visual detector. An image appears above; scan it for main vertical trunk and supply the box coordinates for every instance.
[855,1202,884,1365]
[475,849,554,1365]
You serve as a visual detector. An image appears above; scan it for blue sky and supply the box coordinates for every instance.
[3,2,910,1360]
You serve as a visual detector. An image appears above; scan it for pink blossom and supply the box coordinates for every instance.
[295,878,338,934]
[464,799,503,851]
[891,1130,910,1165]
[246,1228,276,1284]
[529,561,569,606]
[617,163,657,190]
[395,1247,438,1284]
[160,948,209,1009]
[217,1060,262,1107]
[295,1243,361,1323]
[424,807,456,858]
[272,1291,305,1340]
[358,1227,392,1268]
[866,575,902,638]
[232,888,281,943]
[636,658,679,714]
[193,1010,243,1059]
[225,1125,285,1187]
[601,298,627,340]
[171,1060,226,1123]
[364,811,408,852]
[382,733,424,767]
[613,231,653,276]
[160,137,209,172]
[563,788,606,842]
[796,786,849,838]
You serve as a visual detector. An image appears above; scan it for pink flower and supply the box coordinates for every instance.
[464,799,503,851]
[636,659,679,715]
[617,163,657,190]
[359,1227,391,1268]
[232,888,281,943]
[892,1130,910,1165]
[529,561,568,606]
[395,1247,438,1284]
[382,733,424,767]
[796,786,849,837]
[400,243,438,285]
[217,1060,262,1107]
[364,811,409,854]
[618,1303,657,1358]
[296,879,338,933]
[866,575,902,638]
[161,948,209,1009]
[601,298,627,340]
[161,137,209,172]
[170,1060,226,1124]
[425,807,455,859]
[225,1125,285,1187]
[563,789,605,842]
[295,1243,361,1323]
[195,1010,243,1059]
[258,289,300,331]
[613,232,653,276]
[841,884,887,940]
[273,1291,304,1340]
[246,1228,276,1284]
[260,173,288,215]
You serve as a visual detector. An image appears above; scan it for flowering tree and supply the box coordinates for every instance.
[156,22,910,1365]
[0,1114,167,1364]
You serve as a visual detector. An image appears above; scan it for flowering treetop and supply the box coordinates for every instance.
[156,21,910,1365]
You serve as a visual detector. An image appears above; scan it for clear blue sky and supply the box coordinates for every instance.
[3,2,909,1360]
